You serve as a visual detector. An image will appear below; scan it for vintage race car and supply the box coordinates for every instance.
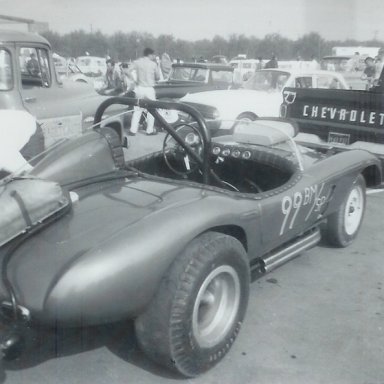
[0,98,381,377]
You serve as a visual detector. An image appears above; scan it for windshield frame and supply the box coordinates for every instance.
[0,47,14,91]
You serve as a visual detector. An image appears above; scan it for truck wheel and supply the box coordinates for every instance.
[134,232,250,377]
[324,174,366,247]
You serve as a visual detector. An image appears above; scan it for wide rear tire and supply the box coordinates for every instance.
[134,232,250,377]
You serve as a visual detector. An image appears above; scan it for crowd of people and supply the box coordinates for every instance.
[100,48,177,135]
[97,46,384,136]
[99,49,173,135]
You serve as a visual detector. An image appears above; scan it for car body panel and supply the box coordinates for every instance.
[182,89,282,120]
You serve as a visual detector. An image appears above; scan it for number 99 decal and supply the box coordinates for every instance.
[280,183,327,235]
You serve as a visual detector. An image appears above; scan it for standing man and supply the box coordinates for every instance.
[103,59,123,95]
[264,54,278,69]
[361,57,376,90]
[128,48,160,136]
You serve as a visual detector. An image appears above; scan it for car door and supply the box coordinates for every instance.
[17,45,84,146]
[259,169,335,253]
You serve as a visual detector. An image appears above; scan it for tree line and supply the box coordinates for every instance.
[42,30,384,62]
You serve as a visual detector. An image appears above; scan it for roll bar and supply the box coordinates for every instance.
[93,97,212,184]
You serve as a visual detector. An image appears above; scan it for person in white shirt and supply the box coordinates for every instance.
[0,110,37,177]
[128,48,161,136]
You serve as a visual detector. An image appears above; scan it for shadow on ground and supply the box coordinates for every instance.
[1,320,180,381]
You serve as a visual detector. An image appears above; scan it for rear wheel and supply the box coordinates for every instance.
[324,174,366,247]
[134,232,250,377]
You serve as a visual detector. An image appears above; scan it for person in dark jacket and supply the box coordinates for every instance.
[361,57,376,90]
[265,54,278,69]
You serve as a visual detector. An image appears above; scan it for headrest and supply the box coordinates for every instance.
[0,177,70,247]
[232,118,298,146]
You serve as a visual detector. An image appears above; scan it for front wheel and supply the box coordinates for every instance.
[324,174,366,247]
[134,232,250,377]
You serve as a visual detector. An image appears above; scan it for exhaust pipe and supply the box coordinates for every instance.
[262,228,321,273]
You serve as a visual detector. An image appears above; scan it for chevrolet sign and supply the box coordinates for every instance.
[302,105,384,127]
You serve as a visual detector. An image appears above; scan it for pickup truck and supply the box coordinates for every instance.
[0,30,126,158]
[155,62,238,99]
[280,72,384,165]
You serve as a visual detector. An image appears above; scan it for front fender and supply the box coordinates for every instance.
[43,193,256,326]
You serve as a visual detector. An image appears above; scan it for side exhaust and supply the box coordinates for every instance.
[261,228,321,273]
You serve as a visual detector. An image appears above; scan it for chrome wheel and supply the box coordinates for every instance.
[192,265,241,348]
[344,184,364,236]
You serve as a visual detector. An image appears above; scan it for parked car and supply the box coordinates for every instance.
[178,69,349,131]
[0,97,381,377]
[154,62,238,100]
[60,62,105,90]
[0,30,126,154]
[229,58,260,81]
[75,55,107,77]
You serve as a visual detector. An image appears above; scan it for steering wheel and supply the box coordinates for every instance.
[163,123,204,176]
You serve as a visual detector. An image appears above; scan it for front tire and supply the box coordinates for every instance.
[324,174,366,247]
[135,232,250,377]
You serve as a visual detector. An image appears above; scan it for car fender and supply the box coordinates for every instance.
[39,191,259,325]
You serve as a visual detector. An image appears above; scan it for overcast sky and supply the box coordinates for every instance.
[0,0,383,41]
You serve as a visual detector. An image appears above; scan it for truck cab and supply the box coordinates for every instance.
[0,30,124,152]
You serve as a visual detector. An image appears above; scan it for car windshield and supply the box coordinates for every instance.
[243,70,290,91]
[169,67,208,82]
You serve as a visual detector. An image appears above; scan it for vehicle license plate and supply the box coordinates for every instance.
[40,114,83,147]
[328,132,350,145]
